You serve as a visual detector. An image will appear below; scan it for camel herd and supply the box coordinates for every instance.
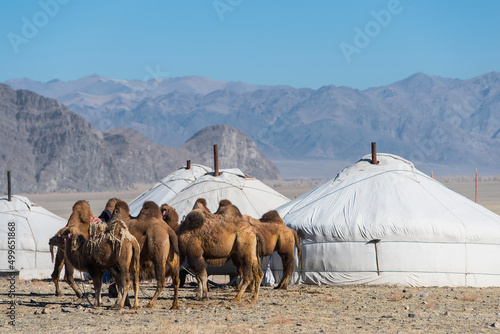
[48,197,301,310]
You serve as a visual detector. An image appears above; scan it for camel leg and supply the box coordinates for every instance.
[146,259,166,308]
[131,261,140,310]
[112,266,129,310]
[51,249,65,297]
[276,252,294,290]
[188,255,208,301]
[63,263,82,299]
[167,262,180,310]
[232,262,252,302]
[251,261,264,302]
[198,270,209,301]
[92,272,104,308]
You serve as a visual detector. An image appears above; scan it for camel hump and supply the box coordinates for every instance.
[192,198,210,212]
[216,202,243,218]
[260,210,283,224]
[139,201,162,219]
[182,210,205,230]
[214,199,233,214]
[72,200,90,212]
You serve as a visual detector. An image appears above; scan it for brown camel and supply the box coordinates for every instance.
[49,200,94,298]
[49,198,120,298]
[110,200,180,309]
[160,203,180,231]
[244,210,301,289]
[215,200,301,289]
[58,220,140,309]
[177,198,264,302]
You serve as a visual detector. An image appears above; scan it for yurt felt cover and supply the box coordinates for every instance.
[168,168,290,219]
[128,164,212,216]
[0,196,66,279]
[273,154,500,287]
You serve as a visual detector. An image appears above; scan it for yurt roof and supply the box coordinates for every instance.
[128,164,212,216]
[169,168,290,219]
[278,153,500,243]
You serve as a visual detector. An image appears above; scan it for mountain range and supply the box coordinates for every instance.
[4,72,500,177]
[0,83,279,193]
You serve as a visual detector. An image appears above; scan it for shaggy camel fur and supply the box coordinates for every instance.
[110,200,180,309]
[59,220,140,309]
[49,200,94,298]
[177,198,264,302]
[160,204,179,232]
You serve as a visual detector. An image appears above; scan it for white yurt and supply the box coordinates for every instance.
[0,195,66,279]
[168,168,290,219]
[273,153,500,287]
[128,164,212,216]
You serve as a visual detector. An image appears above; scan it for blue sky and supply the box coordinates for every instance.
[1,0,499,89]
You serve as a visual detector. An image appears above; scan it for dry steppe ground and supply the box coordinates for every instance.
[4,278,500,333]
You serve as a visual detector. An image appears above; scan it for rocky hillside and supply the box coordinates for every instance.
[0,84,281,193]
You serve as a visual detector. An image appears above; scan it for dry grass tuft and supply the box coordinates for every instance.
[459,293,479,302]
[269,315,292,325]
[387,292,404,301]
[423,299,437,309]
[321,295,341,303]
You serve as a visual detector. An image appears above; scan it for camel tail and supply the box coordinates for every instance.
[256,232,266,266]
[293,229,302,271]
[132,238,140,276]
[167,229,179,262]
[50,244,55,263]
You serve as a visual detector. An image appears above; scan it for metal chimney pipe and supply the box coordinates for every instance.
[7,171,11,201]
[186,160,191,170]
[371,142,379,165]
[213,144,220,176]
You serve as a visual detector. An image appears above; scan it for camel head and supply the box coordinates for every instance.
[61,226,86,253]
[259,210,283,224]
[160,204,179,231]
[49,226,69,262]
[138,201,162,220]
[111,200,131,221]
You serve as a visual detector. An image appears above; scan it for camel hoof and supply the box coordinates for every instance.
[145,303,154,309]
[111,305,123,310]
[133,305,140,310]
[231,297,241,303]
[170,304,180,310]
